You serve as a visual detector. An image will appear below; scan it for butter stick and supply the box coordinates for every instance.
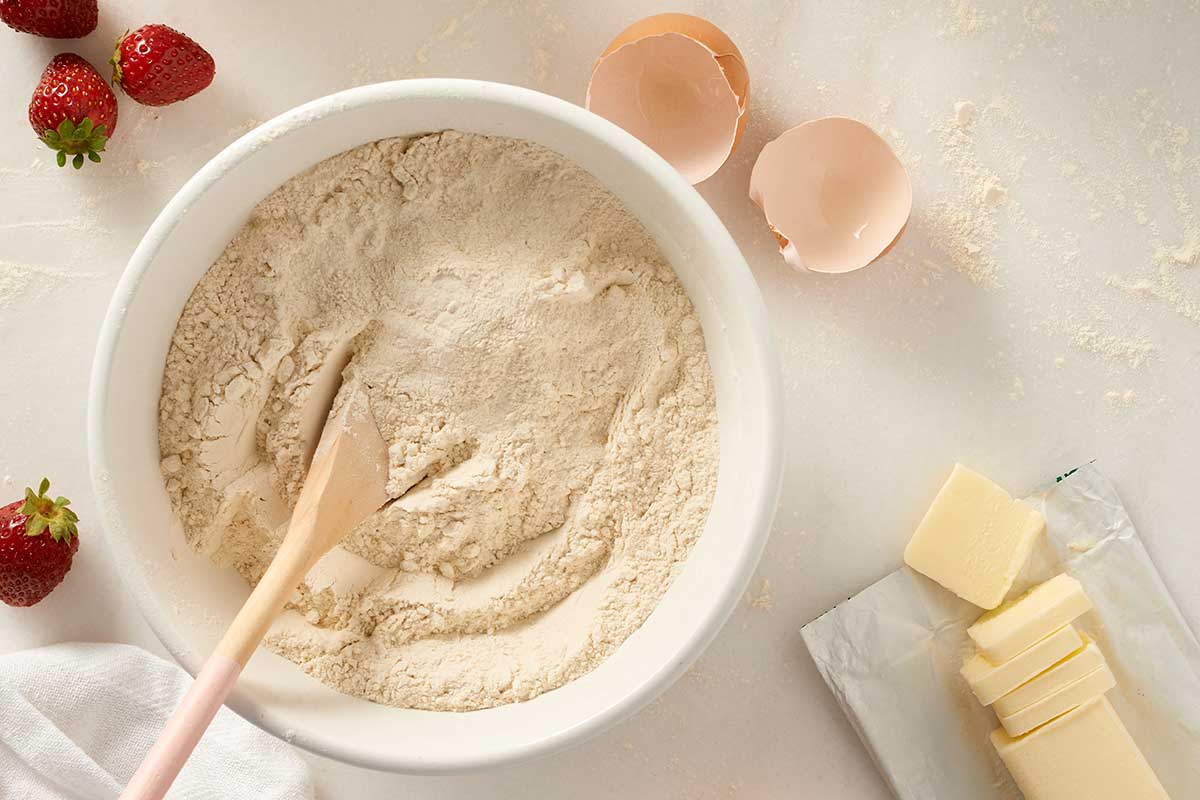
[961,624,1083,707]
[998,662,1114,737]
[968,573,1092,663]
[903,464,1045,609]
[994,636,1104,717]
[992,697,1169,799]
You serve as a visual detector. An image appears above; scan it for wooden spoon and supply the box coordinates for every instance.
[121,385,390,800]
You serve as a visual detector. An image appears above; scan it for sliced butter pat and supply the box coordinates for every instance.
[994,635,1105,717]
[991,697,1169,800]
[998,662,1115,737]
[968,573,1093,663]
[961,624,1083,706]
[903,464,1045,609]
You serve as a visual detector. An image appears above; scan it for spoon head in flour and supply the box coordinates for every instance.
[295,383,391,554]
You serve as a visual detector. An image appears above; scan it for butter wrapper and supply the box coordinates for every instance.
[801,464,1200,799]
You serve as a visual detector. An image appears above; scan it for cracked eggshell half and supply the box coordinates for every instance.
[586,13,749,185]
[749,117,911,274]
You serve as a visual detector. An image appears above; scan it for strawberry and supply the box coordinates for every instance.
[29,53,118,169]
[0,479,80,607]
[111,24,215,107]
[0,0,98,38]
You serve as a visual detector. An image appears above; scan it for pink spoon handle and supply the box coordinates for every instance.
[120,654,243,800]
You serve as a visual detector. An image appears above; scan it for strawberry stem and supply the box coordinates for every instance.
[19,478,79,543]
[110,31,130,87]
[40,118,109,169]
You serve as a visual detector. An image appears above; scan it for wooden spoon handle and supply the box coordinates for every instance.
[215,514,319,665]
[120,515,317,799]
[118,653,241,800]
[122,385,389,799]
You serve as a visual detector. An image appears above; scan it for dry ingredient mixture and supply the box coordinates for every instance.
[157,131,718,711]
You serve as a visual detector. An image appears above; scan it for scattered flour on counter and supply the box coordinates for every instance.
[1041,318,1157,369]
[1108,271,1200,326]
[157,132,718,711]
[0,260,79,309]
[1105,222,1200,326]
[1104,389,1138,410]
[938,1,991,37]
[924,83,1195,369]
[747,578,774,612]
[225,118,262,141]
[1022,3,1059,36]
[919,100,1015,287]
[1058,87,1200,332]
[531,48,552,87]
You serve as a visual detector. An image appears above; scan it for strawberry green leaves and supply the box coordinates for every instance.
[39,117,109,169]
[19,478,79,542]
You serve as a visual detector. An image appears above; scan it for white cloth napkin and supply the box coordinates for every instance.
[0,642,316,800]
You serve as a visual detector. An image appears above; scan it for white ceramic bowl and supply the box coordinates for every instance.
[89,79,783,774]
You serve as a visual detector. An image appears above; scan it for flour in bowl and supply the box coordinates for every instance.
[157,132,719,711]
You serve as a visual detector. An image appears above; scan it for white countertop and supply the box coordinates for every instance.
[2,1,1197,797]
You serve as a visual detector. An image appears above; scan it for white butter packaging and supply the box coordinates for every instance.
[801,465,1200,800]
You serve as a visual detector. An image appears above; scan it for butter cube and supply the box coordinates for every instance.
[998,662,1115,737]
[992,697,1169,800]
[968,573,1093,663]
[903,464,1045,609]
[961,624,1083,706]
[994,635,1104,717]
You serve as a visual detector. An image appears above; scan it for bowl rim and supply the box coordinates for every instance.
[87,78,784,773]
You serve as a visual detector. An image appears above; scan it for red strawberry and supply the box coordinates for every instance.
[0,0,98,38]
[29,53,118,169]
[111,24,215,107]
[0,479,80,607]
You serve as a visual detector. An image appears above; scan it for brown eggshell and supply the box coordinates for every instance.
[587,14,749,184]
[749,117,911,274]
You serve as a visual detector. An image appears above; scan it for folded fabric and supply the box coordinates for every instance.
[0,642,315,799]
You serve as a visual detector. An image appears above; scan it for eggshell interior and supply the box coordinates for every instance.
[749,117,912,274]
[587,15,748,185]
